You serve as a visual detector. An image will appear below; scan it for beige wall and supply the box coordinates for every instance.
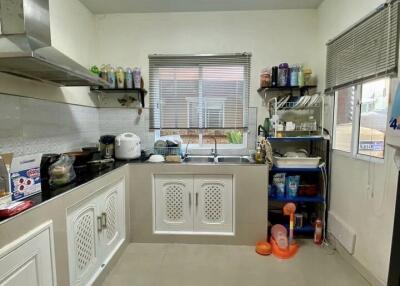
[0,0,98,106]
[317,0,398,284]
[94,9,320,126]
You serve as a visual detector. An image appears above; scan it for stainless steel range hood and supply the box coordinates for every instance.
[0,0,108,87]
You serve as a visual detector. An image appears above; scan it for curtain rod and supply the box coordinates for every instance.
[148,53,252,59]
[326,0,396,45]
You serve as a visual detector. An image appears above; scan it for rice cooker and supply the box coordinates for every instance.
[115,133,141,160]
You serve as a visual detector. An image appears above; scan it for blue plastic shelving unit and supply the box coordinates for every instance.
[269,195,324,203]
[271,166,321,173]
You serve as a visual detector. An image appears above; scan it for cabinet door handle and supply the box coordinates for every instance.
[189,193,192,209]
[97,216,102,232]
[101,212,107,228]
[195,192,199,206]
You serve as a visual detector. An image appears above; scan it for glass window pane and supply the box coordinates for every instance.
[334,86,356,152]
[358,78,389,158]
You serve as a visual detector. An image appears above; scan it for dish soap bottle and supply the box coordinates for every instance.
[255,145,264,164]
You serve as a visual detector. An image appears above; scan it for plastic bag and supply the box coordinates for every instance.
[286,175,300,197]
[49,155,76,187]
[273,173,286,197]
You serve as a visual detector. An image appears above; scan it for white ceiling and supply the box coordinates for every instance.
[79,0,324,14]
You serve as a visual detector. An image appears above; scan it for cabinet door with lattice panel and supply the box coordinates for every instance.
[154,175,194,232]
[67,200,101,286]
[194,175,233,234]
[99,179,126,262]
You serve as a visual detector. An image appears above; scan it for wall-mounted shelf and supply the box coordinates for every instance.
[269,194,324,203]
[267,136,324,143]
[90,87,148,108]
[257,85,317,97]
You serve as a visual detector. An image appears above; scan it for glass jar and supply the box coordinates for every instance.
[304,68,313,86]
[278,63,289,87]
[260,68,271,88]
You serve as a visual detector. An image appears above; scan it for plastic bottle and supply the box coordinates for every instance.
[133,67,141,88]
[99,65,108,88]
[314,219,323,245]
[290,65,298,87]
[116,67,125,89]
[271,66,278,87]
[298,65,305,87]
[125,68,133,89]
[107,65,116,89]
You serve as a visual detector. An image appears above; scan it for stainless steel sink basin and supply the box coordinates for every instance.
[216,156,252,163]
[183,155,253,164]
[183,156,215,163]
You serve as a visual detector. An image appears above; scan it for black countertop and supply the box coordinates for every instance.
[0,160,133,223]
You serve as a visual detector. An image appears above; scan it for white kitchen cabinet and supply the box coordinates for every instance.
[154,175,194,232]
[67,179,125,286]
[0,221,57,286]
[154,175,233,235]
[194,175,233,234]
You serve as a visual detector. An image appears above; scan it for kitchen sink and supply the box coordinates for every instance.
[183,155,253,164]
[183,156,215,163]
[216,156,252,163]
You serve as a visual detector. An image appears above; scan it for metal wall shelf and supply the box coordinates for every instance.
[90,87,147,108]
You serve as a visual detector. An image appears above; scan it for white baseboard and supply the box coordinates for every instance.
[329,234,385,286]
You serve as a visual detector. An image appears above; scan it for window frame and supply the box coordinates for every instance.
[150,53,251,151]
[332,77,390,163]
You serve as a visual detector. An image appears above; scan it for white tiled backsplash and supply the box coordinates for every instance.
[0,94,154,156]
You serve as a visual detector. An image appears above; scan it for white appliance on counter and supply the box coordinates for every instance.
[115,133,141,160]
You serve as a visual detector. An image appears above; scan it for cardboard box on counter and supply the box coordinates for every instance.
[10,154,42,201]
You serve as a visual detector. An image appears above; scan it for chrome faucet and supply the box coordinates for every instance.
[184,138,191,159]
[211,137,218,162]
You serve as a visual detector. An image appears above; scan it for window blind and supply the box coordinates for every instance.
[325,1,399,92]
[148,53,251,129]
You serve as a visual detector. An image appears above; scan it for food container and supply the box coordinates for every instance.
[260,68,271,88]
[273,156,321,168]
[304,68,313,86]
[271,66,278,87]
[278,63,289,87]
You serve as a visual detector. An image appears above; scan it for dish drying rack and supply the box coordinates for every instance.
[154,146,183,157]
[268,93,324,138]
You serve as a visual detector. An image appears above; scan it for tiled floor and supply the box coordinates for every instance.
[102,241,371,286]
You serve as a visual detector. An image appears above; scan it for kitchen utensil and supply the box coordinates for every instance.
[115,133,141,160]
[99,135,115,159]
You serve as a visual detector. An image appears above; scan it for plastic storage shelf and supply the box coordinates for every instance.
[269,195,324,203]
[267,136,324,142]
[271,166,321,173]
